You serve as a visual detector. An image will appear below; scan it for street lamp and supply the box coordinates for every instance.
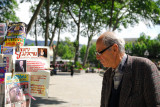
[144,50,149,57]
[126,49,131,54]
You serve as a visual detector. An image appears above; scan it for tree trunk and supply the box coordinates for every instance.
[34,19,38,46]
[49,2,63,47]
[74,25,80,66]
[109,0,115,31]
[27,0,45,34]
[53,28,61,66]
[74,6,82,66]
[45,0,50,46]
[82,35,92,67]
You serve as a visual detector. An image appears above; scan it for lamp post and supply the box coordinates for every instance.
[144,50,149,58]
[126,49,131,55]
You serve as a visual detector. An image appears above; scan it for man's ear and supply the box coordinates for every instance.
[113,44,119,52]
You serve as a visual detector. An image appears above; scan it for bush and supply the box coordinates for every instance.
[75,61,83,69]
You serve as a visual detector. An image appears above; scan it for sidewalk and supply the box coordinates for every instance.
[31,72,103,107]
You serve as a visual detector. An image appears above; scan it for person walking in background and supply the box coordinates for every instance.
[96,31,160,107]
[70,65,74,77]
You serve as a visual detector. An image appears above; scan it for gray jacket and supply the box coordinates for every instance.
[101,55,160,107]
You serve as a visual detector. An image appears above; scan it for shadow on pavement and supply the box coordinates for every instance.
[31,97,68,107]
[52,72,80,76]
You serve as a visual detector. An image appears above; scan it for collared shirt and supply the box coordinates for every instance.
[113,54,127,89]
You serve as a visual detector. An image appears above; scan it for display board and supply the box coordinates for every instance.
[30,71,50,97]
[5,73,30,107]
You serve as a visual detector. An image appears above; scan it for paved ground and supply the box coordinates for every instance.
[31,72,103,107]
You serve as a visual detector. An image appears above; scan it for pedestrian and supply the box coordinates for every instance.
[70,65,74,76]
[96,31,160,107]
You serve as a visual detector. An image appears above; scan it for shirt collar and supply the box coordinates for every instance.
[118,53,127,71]
[113,53,127,73]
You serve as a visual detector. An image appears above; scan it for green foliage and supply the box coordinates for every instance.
[66,61,73,68]
[57,37,75,59]
[0,0,19,22]
[147,39,160,58]
[28,43,35,46]
[125,42,133,54]
[73,40,79,47]
[80,45,87,61]
[125,33,160,58]
[132,42,147,57]
[75,61,82,69]
[88,43,96,62]
[84,63,90,68]
[157,34,160,41]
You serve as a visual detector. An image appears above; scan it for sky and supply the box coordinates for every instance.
[15,1,160,45]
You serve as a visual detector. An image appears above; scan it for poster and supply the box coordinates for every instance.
[13,46,50,72]
[13,46,50,97]
[0,54,13,73]
[4,38,25,47]
[0,54,13,84]
[4,22,27,47]
[1,46,13,55]
[0,23,7,45]
[0,66,6,84]
[30,71,50,97]
[5,73,30,107]
[0,83,5,107]
[0,23,7,37]
[0,45,1,54]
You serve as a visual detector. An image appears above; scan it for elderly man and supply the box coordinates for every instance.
[96,32,160,107]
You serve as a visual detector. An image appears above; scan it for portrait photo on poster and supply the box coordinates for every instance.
[6,84,25,104]
[15,60,26,72]
[38,48,47,58]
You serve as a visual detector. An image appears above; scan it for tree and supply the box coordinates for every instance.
[88,43,99,66]
[66,0,85,66]
[57,37,75,59]
[81,1,103,66]
[80,45,87,62]
[52,27,61,65]
[125,33,160,58]
[157,34,160,41]
[132,42,147,57]
[95,0,160,31]
[26,0,45,34]
[0,0,19,22]
[49,1,64,47]
[147,40,160,58]
[44,0,50,46]
[125,42,133,55]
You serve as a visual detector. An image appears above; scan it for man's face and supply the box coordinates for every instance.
[19,61,23,67]
[9,87,17,102]
[96,41,116,68]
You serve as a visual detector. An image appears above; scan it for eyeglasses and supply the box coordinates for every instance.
[95,44,113,56]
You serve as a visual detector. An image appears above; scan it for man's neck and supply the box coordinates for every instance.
[113,52,125,69]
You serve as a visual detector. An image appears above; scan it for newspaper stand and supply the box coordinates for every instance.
[0,63,7,107]
[0,22,50,107]
[0,81,5,106]
[0,22,27,107]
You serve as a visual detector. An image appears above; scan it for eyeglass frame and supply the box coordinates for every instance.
[95,44,114,56]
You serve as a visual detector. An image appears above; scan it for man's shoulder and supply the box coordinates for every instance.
[128,55,153,64]
[128,55,157,70]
